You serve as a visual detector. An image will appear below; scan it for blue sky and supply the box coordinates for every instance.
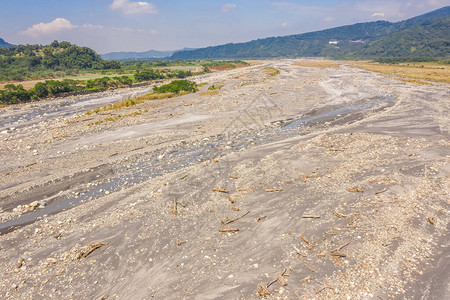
[0,0,449,53]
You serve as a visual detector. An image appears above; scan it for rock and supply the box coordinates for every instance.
[29,201,39,208]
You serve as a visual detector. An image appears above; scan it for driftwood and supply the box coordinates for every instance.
[219,228,240,233]
[222,211,250,225]
[263,188,282,192]
[213,188,230,193]
[301,214,320,219]
[79,243,108,259]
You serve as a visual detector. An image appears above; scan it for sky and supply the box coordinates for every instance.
[0,0,449,53]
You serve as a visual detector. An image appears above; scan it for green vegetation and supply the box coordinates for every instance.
[171,7,450,59]
[0,39,253,105]
[201,60,249,70]
[153,80,197,94]
[0,41,121,81]
[87,80,197,115]
[262,66,281,76]
[373,57,449,64]
[0,76,134,105]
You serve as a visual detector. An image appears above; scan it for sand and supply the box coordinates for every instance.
[0,60,448,299]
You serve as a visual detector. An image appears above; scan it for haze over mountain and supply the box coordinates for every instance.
[101,48,196,61]
[171,6,450,59]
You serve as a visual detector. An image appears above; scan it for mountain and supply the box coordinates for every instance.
[101,48,195,60]
[359,17,450,57]
[171,6,450,59]
[0,38,14,48]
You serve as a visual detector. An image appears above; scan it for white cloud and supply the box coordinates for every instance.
[222,3,237,13]
[427,0,449,6]
[281,22,288,27]
[371,12,386,17]
[110,0,158,15]
[20,18,76,37]
[325,16,336,22]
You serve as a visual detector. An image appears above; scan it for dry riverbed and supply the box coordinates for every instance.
[0,60,448,299]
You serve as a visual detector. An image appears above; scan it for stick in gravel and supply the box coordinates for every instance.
[330,252,346,257]
[375,189,387,195]
[267,269,288,288]
[330,242,350,253]
[303,264,317,273]
[301,214,320,219]
[219,228,240,233]
[80,243,108,259]
[222,211,250,225]
[213,188,229,193]
[263,188,282,192]
[171,199,178,215]
[301,234,309,244]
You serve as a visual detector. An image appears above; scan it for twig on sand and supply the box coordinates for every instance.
[301,214,320,219]
[222,211,250,225]
[263,188,282,192]
[257,284,271,298]
[333,211,349,219]
[78,243,108,259]
[330,242,350,253]
[303,263,318,273]
[375,189,387,195]
[219,228,240,233]
[213,188,230,193]
[348,187,364,193]
[171,199,178,215]
[267,269,288,288]
[256,215,267,222]
[301,234,309,244]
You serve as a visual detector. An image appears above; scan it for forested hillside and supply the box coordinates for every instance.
[171,6,450,59]
[0,41,120,81]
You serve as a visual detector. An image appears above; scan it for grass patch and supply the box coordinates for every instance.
[86,91,191,115]
[262,67,281,76]
[292,60,342,68]
[350,61,449,83]
[200,90,219,96]
[91,111,142,125]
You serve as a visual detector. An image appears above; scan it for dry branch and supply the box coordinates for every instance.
[79,243,108,259]
[213,188,230,193]
[222,211,250,225]
[219,228,240,233]
[302,214,320,219]
[263,188,282,192]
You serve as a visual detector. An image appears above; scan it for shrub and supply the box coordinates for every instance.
[153,80,197,94]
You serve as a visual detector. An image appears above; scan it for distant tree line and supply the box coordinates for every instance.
[0,76,133,105]
[0,41,121,81]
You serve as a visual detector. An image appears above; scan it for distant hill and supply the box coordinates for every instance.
[101,48,196,61]
[171,6,450,59]
[0,38,14,48]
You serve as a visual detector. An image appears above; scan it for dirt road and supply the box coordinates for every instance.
[0,60,448,299]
